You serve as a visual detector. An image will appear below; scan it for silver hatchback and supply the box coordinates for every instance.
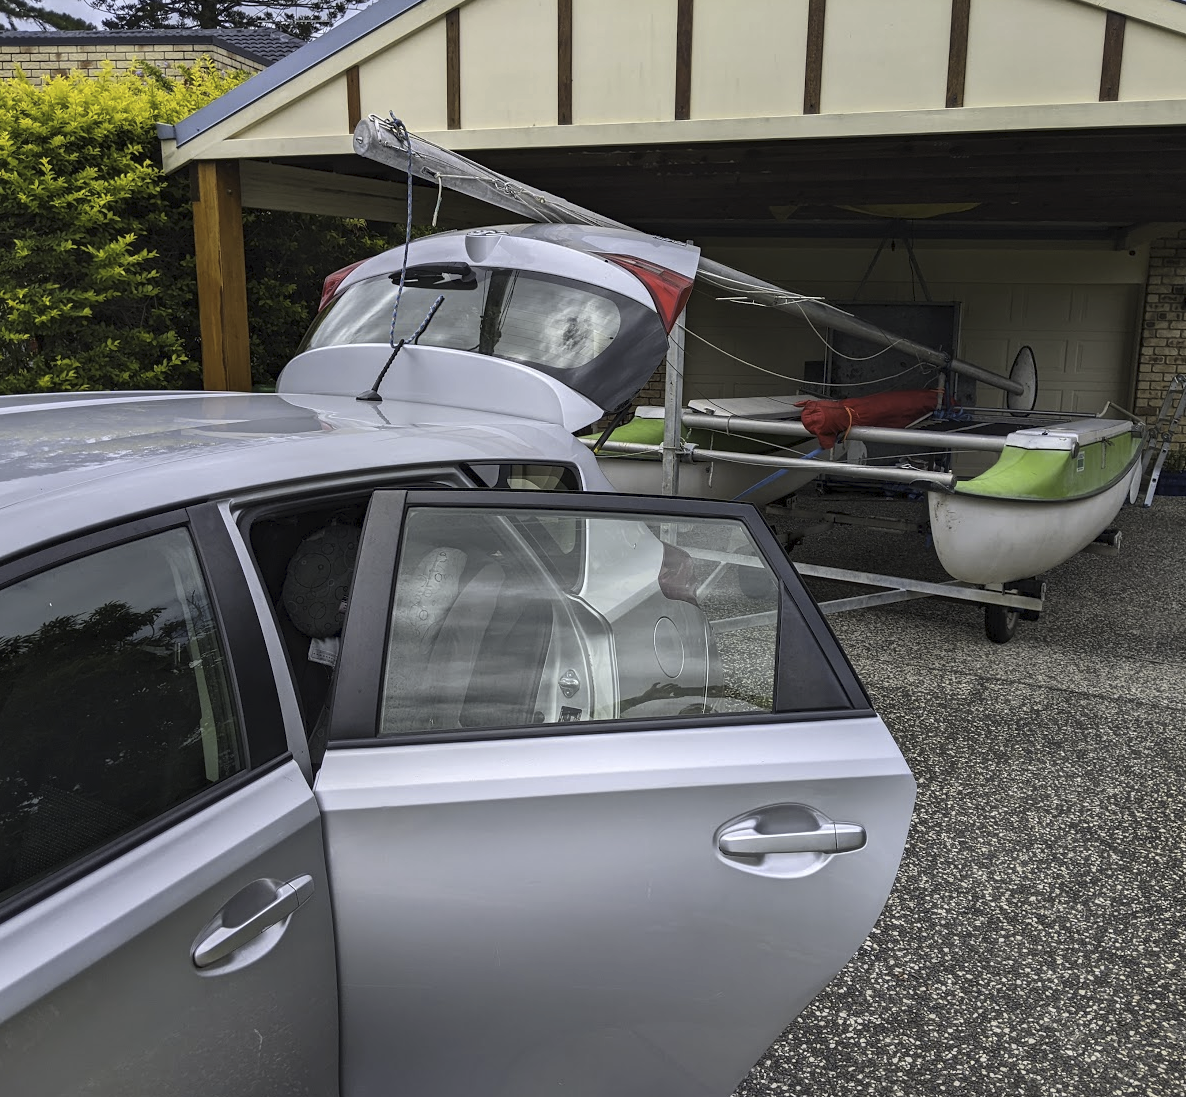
[0,225,914,1097]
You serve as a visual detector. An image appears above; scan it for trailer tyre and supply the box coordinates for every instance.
[985,604,1019,644]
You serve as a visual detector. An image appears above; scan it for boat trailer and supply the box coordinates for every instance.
[352,115,1170,644]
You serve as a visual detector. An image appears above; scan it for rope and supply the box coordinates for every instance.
[681,325,935,390]
[384,113,415,349]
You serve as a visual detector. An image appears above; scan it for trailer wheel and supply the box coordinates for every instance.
[985,604,1019,644]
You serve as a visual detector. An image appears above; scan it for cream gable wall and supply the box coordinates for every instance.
[689,0,808,120]
[358,18,449,132]
[1120,19,1186,101]
[236,77,349,140]
[460,0,556,128]
[964,0,1107,107]
[571,0,678,125]
[820,0,952,114]
[168,0,1186,168]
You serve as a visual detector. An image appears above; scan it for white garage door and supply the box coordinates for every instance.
[959,283,1141,415]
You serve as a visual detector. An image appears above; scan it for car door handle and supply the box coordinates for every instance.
[718,821,866,856]
[192,875,315,969]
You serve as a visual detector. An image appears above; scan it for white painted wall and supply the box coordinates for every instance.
[1119,19,1186,101]
[237,77,349,141]
[690,0,808,120]
[213,0,1186,150]
[964,0,1106,107]
[820,0,951,114]
[461,0,558,128]
[358,18,450,133]
[678,241,1146,418]
[571,0,678,124]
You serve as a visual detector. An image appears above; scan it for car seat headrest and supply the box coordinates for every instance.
[282,523,362,638]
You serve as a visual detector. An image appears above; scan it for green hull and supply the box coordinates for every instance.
[956,430,1143,502]
[587,413,778,457]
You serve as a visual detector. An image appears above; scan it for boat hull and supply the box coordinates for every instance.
[927,461,1140,584]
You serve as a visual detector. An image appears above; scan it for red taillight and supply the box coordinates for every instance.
[658,542,699,606]
[319,260,366,310]
[601,254,694,332]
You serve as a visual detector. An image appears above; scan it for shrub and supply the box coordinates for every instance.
[0,62,395,394]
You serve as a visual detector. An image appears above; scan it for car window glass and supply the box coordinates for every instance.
[487,271,620,369]
[302,268,483,352]
[378,507,809,736]
[301,267,622,372]
[0,529,243,903]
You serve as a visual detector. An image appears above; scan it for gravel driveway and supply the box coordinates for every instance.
[736,493,1186,1097]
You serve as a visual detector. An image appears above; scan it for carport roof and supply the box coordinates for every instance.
[160,0,1186,240]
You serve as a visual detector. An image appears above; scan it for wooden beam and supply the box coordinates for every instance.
[804,0,826,116]
[946,0,970,108]
[675,0,693,121]
[558,0,572,125]
[192,161,251,392]
[446,8,461,130]
[1100,11,1126,102]
[238,161,499,226]
[346,65,361,132]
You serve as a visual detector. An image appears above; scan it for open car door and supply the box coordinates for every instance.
[319,490,915,1097]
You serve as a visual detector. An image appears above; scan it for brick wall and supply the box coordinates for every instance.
[0,43,264,81]
[1135,230,1186,461]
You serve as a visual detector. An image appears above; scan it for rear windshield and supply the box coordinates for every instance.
[298,264,669,412]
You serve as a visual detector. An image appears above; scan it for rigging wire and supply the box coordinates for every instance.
[681,324,936,390]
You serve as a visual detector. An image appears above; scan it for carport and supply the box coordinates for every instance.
[159,0,1186,436]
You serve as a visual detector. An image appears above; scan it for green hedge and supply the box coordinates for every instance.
[0,63,395,394]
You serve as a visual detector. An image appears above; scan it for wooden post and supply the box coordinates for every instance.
[192,160,251,392]
[803,0,826,115]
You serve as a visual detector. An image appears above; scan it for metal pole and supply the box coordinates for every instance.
[351,119,1026,401]
[662,312,686,496]
[692,447,958,489]
[680,412,1008,452]
[584,438,958,490]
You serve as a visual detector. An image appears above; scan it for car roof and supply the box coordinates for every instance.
[0,390,596,563]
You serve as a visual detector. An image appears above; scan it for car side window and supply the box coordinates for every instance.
[377,506,847,737]
[0,528,243,904]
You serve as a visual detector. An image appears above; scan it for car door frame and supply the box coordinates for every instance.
[314,486,913,1097]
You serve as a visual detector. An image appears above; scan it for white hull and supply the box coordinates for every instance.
[595,454,825,504]
[927,463,1140,584]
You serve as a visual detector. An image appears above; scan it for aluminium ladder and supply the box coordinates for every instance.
[1142,373,1186,506]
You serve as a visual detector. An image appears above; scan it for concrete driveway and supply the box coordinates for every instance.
[738,494,1186,1097]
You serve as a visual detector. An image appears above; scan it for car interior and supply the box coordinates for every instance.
[245,484,582,755]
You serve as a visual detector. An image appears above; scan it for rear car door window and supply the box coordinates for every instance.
[0,528,243,903]
[374,502,853,737]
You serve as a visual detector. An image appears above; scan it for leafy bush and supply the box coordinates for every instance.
[0,62,395,394]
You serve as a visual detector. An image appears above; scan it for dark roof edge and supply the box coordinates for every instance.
[0,30,299,66]
[171,0,426,150]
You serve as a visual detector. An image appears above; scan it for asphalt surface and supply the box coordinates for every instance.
[735,492,1186,1097]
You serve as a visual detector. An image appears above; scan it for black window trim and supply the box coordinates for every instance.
[187,502,288,768]
[327,489,874,748]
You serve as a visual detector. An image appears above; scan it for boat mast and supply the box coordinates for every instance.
[353,117,1036,410]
